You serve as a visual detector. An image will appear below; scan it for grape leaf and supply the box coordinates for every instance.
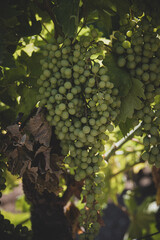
[18,87,38,119]
[26,111,52,147]
[98,10,112,37]
[18,51,43,86]
[111,0,130,16]
[103,53,132,97]
[119,118,135,136]
[118,78,145,123]
[54,0,80,37]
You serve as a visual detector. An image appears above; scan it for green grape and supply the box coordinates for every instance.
[148,154,156,164]
[116,46,125,54]
[107,124,114,132]
[150,126,158,136]
[144,115,152,124]
[122,40,131,49]
[151,146,159,155]
[143,136,150,146]
[150,136,158,145]
[117,57,126,67]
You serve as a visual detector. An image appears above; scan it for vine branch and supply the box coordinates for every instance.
[105,123,142,162]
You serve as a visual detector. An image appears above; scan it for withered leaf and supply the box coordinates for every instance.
[20,160,30,177]
[50,153,64,171]
[35,146,51,172]
[7,148,19,175]
[24,135,33,151]
[7,124,22,139]
[35,172,61,195]
[26,161,38,183]
[26,111,51,147]
[7,147,31,176]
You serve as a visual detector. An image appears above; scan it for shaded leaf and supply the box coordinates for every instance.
[54,0,80,37]
[103,53,132,97]
[18,87,38,119]
[112,0,130,16]
[119,118,135,136]
[118,78,145,123]
[7,124,21,139]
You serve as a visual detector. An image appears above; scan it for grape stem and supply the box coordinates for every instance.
[38,34,49,43]
[105,122,142,161]
[42,22,54,37]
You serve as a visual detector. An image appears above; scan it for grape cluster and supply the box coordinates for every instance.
[140,103,160,167]
[0,213,31,240]
[37,30,121,238]
[112,15,160,166]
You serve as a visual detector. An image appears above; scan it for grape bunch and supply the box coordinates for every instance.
[140,103,160,167]
[37,30,121,239]
[112,15,160,166]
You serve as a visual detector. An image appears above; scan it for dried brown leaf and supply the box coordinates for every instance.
[27,164,39,183]
[26,112,51,147]
[7,147,31,176]
[35,146,52,172]
[7,124,21,139]
[35,172,61,195]
[18,134,33,151]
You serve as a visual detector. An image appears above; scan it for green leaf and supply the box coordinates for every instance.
[0,85,18,108]
[98,10,112,36]
[18,86,38,119]
[54,0,80,37]
[127,196,156,239]
[118,78,145,123]
[0,1,21,20]
[123,191,137,214]
[111,0,130,16]
[103,53,132,97]
[17,13,42,37]
[3,64,26,84]
[0,109,17,127]
[119,118,135,136]
[18,50,42,86]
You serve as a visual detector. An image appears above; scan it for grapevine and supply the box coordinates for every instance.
[1,1,160,240]
[37,30,121,239]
